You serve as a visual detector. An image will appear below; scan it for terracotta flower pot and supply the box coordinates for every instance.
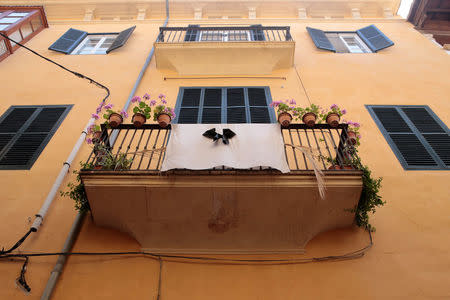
[278,112,292,128]
[326,113,340,127]
[328,165,353,170]
[302,112,317,127]
[108,113,123,128]
[92,131,102,143]
[347,131,357,145]
[132,113,146,128]
[157,113,171,128]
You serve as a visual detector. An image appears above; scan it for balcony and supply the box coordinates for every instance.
[154,26,295,76]
[80,124,362,254]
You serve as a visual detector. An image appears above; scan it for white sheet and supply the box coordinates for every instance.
[161,124,290,173]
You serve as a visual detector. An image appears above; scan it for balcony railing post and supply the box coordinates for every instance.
[285,27,292,41]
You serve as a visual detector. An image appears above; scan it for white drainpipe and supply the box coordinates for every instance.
[40,1,170,299]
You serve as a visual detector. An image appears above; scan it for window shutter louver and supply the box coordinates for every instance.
[106,26,136,54]
[356,25,394,52]
[48,28,87,54]
[248,88,267,106]
[306,27,335,52]
[250,25,265,41]
[184,25,199,42]
[250,107,270,123]
[0,106,71,169]
[201,108,221,124]
[204,89,222,106]
[368,106,449,170]
[227,107,246,123]
[178,108,199,123]
[227,88,245,106]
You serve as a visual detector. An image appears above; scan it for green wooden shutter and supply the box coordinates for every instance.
[48,28,87,54]
[356,25,394,52]
[0,106,71,170]
[367,105,449,170]
[248,88,271,123]
[202,89,222,124]
[106,26,136,54]
[177,88,201,123]
[306,27,335,52]
[400,107,450,167]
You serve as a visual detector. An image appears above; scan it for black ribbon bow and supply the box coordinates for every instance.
[202,128,236,145]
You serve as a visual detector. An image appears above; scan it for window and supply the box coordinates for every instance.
[366,105,449,170]
[306,25,394,53]
[48,26,135,55]
[0,105,72,170]
[184,24,266,42]
[0,6,47,62]
[199,30,251,42]
[71,34,118,55]
[174,87,275,124]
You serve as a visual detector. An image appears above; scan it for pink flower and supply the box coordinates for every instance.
[341,109,347,115]
[104,103,113,109]
[162,99,167,104]
[289,99,296,105]
[131,96,141,103]
[143,93,150,100]
[357,135,362,139]
[92,113,99,120]
[150,100,156,106]
[120,110,128,118]
[96,107,102,114]
[86,138,93,144]
[158,94,165,99]
[353,122,361,128]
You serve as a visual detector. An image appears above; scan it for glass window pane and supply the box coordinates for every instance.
[9,30,22,47]
[0,24,9,30]
[0,17,21,24]
[8,12,29,17]
[21,23,33,38]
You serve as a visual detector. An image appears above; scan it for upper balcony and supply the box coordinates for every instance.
[80,123,362,254]
[154,25,295,76]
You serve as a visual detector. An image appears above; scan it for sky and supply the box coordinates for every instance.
[397,0,414,18]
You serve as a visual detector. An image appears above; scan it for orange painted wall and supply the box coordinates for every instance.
[0,13,449,300]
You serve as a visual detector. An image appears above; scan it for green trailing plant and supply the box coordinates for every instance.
[319,149,384,231]
[93,144,133,170]
[352,160,384,231]
[60,162,93,213]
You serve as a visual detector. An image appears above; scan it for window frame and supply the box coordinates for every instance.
[0,105,72,170]
[0,6,48,62]
[174,87,276,124]
[366,105,450,170]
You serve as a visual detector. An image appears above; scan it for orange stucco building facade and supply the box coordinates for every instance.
[0,0,449,299]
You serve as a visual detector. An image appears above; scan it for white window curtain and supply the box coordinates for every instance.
[161,124,290,173]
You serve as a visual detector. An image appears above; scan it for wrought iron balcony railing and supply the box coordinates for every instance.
[84,123,359,173]
[156,26,293,43]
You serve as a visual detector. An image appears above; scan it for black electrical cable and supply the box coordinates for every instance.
[1,230,373,293]
[0,33,110,103]
[0,33,110,256]
[15,256,31,294]
[0,229,32,255]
